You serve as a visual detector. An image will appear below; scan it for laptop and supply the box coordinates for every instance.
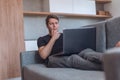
[63,27,96,55]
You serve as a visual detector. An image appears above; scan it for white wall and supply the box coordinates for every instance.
[24,16,102,40]
[104,0,120,17]
[25,40,38,51]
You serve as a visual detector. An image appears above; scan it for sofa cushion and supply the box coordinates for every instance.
[23,64,105,80]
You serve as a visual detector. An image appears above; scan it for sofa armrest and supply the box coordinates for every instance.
[20,51,45,80]
[20,50,44,67]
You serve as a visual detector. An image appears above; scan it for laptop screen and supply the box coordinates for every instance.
[63,27,96,55]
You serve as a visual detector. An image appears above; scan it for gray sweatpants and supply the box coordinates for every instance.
[47,49,103,70]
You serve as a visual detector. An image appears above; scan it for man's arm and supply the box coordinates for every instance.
[38,30,60,59]
[38,38,56,59]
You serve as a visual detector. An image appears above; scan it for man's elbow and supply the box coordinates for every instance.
[41,55,47,60]
[38,51,48,59]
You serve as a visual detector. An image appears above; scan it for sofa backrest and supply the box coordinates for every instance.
[20,51,44,67]
[85,16,120,52]
[84,21,107,52]
[106,17,120,49]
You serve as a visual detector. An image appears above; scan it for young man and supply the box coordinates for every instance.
[37,14,103,70]
[37,14,62,60]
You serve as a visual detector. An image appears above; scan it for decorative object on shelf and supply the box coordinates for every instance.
[97,10,111,16]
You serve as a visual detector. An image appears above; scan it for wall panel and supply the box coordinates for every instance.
[0,0,25,79]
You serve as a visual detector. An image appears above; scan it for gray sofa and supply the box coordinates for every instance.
[20,17,120,80]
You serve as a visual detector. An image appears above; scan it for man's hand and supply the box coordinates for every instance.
[51,30,60,41]
[115,41,120,47]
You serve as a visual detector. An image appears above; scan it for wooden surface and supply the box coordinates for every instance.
[0,0,25,79]
[24,11,111,19]
[96,0,111,4]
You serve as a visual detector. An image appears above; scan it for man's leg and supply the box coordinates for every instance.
[78,48,103,64]
[48,54,103,70]
[68,54,103,70]
[47,55,72,68]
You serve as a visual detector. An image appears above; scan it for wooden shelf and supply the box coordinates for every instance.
[24,11,111,18]
[96,0,111,4]
[24,11,111,19]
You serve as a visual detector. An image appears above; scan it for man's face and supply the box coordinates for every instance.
[47,18,59,32]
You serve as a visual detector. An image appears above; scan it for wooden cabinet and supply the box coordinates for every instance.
[23,0,112,18]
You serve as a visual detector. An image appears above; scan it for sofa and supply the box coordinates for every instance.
[20,16,120,80]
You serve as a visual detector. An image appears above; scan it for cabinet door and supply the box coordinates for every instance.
[49,0,73,13]
[73,0,96,15]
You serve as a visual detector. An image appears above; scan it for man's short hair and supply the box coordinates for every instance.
[45,14,59,26]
